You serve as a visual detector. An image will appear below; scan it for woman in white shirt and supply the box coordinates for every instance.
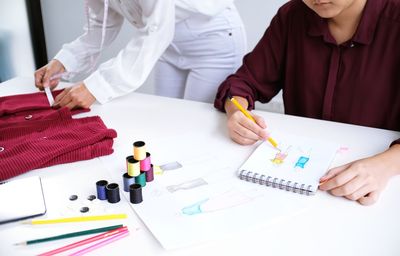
[34,0,246,108]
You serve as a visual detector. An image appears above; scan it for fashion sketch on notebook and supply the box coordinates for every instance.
[238,132,338,195]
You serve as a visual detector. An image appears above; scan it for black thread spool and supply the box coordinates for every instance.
[106,183,120,203]
[129,184,143,204]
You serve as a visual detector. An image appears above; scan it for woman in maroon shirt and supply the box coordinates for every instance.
[214,0,400,205]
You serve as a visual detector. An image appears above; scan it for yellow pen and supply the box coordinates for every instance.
[230,97,278,148]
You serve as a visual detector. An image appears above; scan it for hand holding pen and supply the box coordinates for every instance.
[225,96,277,147]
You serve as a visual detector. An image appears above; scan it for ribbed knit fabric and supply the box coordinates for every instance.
[0,91,117,181]
[0,90,89,124]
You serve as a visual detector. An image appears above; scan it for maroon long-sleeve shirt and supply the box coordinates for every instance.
[214,0,400,144]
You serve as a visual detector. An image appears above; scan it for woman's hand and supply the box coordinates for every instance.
[34,59,66,90]
[319,144,400,205]
[54,82,96,109]
[225,96,269,145]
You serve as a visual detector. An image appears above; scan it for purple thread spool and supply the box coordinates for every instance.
[145,164,154,182]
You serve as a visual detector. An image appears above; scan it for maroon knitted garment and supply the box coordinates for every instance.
[0,90,89,124]
[0,90,117,181]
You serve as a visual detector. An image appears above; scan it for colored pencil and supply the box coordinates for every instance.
[38,226,128,256]
[22,214,127,225]
[69,229,129,256]
[15,224,123,246]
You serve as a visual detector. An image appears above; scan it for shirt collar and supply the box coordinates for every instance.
[306,0,386,45]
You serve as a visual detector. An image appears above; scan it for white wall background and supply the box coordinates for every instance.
[40,0,288,111]
[0,0,36,81]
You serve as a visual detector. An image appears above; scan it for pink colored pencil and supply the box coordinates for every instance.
[69,230,129,256]
[38,226,127,256]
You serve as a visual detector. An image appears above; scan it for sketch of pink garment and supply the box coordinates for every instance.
[271,152,288,164]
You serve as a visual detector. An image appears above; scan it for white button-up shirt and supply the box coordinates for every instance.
[54,0,235,104]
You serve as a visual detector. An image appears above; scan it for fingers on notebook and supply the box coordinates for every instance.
[329,175,364,197]
[319,163,351,184]
[319,164,381,205]
[320,168,356,190]
[357,191,380,205]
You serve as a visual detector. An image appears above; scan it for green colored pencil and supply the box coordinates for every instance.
[15,224,123,246]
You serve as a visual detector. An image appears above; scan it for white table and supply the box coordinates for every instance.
[1,77,400,256]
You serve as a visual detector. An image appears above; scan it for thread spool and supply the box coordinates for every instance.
[126,155,134,172]
[96,180,108,200]
[133,141,146,160]
[140,152,151,171]
[135,172,146,187]
[129,184,143,204]
[106,183,120,203]
[145,164,154,182]
[123,173,135,192]
[127,157,140,177]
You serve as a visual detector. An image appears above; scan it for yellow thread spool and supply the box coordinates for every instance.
[133,141,146,161]
[127,158,140,177]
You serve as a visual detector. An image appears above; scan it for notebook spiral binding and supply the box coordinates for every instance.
[238,170,315,196]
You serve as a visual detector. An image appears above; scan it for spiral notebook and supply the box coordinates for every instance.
[238,133,338,195]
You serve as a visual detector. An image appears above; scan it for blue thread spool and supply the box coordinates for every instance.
[123,172,135,192]
[96,180,108,200]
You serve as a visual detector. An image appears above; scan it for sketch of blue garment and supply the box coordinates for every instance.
[294,156,310,168]
[181,198,209,215]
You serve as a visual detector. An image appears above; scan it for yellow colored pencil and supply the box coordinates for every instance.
[230,97,278,148]
[22,214,127,225]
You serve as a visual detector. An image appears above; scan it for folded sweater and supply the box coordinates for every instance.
[0,91,117,181]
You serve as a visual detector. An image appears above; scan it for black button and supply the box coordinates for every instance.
[80,207,89,213]
[69,195,78,201]
[87,195,96,201]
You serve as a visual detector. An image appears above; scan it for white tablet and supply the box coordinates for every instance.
[0,176,47,224]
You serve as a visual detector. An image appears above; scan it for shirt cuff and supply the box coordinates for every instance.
[54,49,80,73]
[390,138,400,147]
[214,78,256,112]
[84,71,115,104]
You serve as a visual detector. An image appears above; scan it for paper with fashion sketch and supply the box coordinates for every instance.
[128,133,323,249]
[239,132,339,195]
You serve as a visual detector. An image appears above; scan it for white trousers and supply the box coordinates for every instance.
[154,4,247,103]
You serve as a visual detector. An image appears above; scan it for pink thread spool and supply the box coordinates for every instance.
[140,152,151,171]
